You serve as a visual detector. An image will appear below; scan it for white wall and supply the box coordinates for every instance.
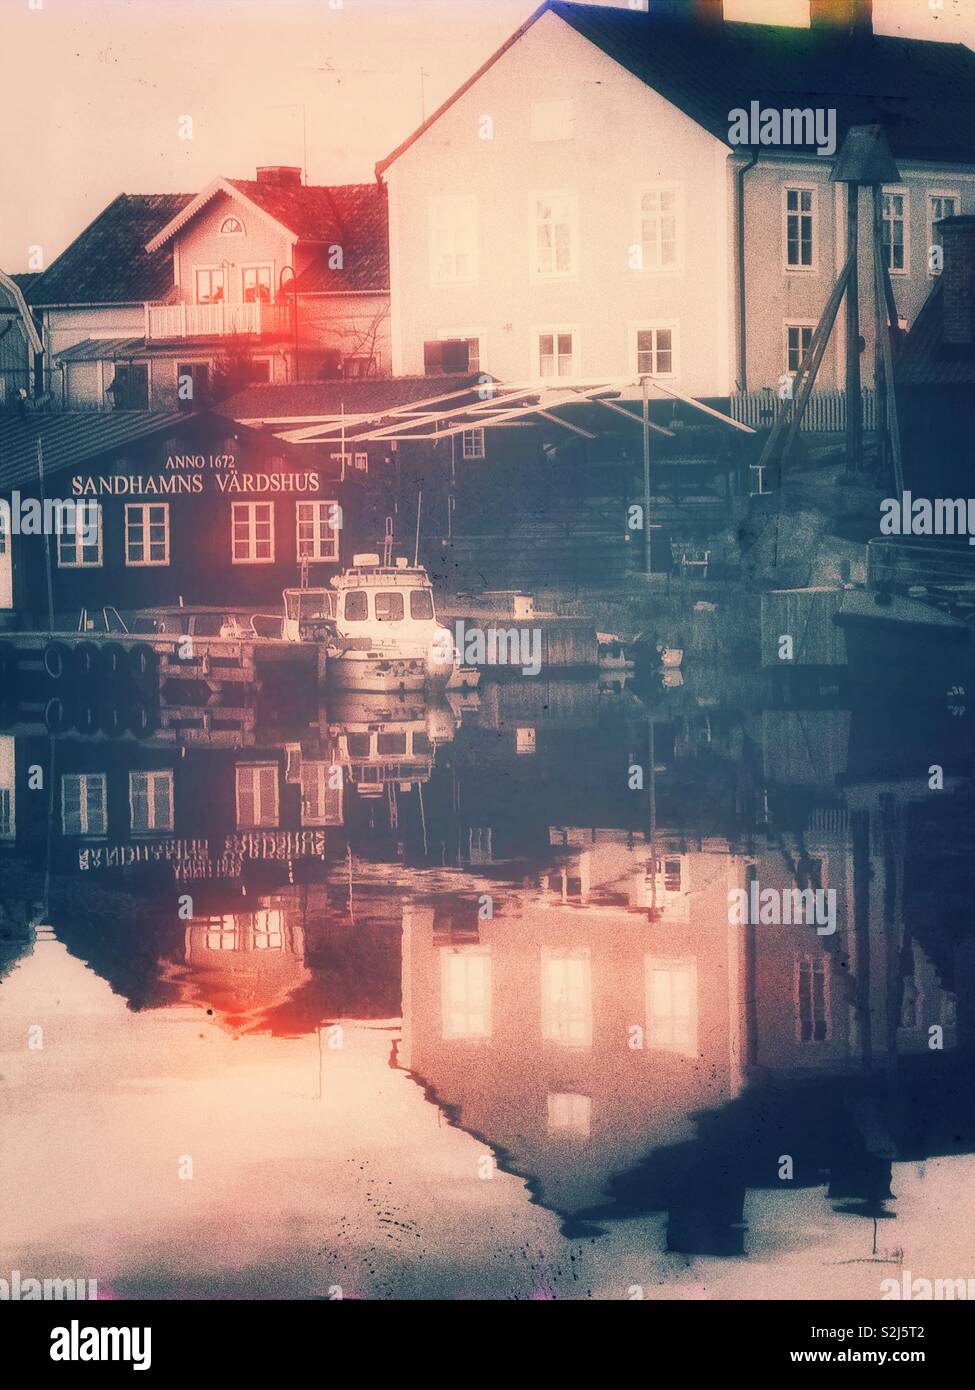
[385,8,732,397]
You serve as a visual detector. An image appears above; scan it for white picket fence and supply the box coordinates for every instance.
[731,388,878,433]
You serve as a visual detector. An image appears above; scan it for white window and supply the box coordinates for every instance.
[61,773,107,837]
[125,503,170,566]
[534,193,577,278]
[547,1092,591,1138]
[634,184,681,272]
[242,264,273,303]
[195,266,225,303]
[537,329,576,378]
[541,947,592,1047]
[784,186,816,270]
[296,501,339,562]
[645,957,697,1057]
[634,325,676,378]
[219,216,244,236]
[515,727,536,755]
[204,915,239,951]
[797,955,830,1042]
[530,98,574,142]
[429,195,477,285]
[300,761,343,826]
[882,189,909,274]
[232,501,274,564]
[928,191,959,275]
[57,504,103,568]
[235,763,279,829]
[254,909,284,950]
[462,428,485,460]
[129,770,174,833]
[786,323,815,375]
[441,947,492,1039]
[0,735,14,840]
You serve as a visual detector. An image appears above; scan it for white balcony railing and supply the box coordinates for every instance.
[145,300,291,340]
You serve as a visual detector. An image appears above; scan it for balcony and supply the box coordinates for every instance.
[145,300,291,340]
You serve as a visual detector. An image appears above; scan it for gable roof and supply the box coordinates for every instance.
[26,194,193,307]
[144,177,389,292]
[377,0,975,174]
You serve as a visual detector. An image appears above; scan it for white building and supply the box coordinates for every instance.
[377,0,975,402]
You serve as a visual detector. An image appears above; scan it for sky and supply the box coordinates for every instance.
[1,0,973,273]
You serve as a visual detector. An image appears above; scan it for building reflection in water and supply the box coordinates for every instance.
[2,665,975,1283]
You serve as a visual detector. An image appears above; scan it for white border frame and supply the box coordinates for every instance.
[632,181,685,276]
[56,501,104,569]
[231,500,276,565]
[782,183,819,274]
[529,189,579,282]
[124,502,170,568]
[881,185,910,277]
[629,320,680,381]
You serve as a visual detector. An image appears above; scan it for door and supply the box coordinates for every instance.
[0,510,12,609]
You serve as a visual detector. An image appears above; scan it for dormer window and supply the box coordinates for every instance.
[219,215,244,235]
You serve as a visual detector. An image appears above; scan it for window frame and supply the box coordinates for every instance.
[462,427,485,460]
[533,324,579,380]
[531,190,579,281]
[299,761,344,827]
[630,321,679,380]
[785,321,817,377]
[56,502,103,569]
[295,500,340,563]
[61,772,108,838]
[128,769,175,834]
[241,263,274,303]
[633,182,684,275]
[795,953,831,1044]
[194,265,226,304]
[782,183,818,273]
[882,186,910,276]
[124,502,170,568]
[231,500,275,565]
[235,762,280,830]
[440,945,493,1040]
[927,189,960,276]
[644,955,698,1057]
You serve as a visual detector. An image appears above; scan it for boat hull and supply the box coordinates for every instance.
[327,651,453,693]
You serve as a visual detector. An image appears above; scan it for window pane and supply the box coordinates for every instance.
[375,592,404,621]
[410,589,434,620]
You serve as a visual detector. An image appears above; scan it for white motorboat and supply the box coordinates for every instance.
[322,554,457,692]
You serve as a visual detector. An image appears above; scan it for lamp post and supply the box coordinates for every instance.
[279,265,299,382]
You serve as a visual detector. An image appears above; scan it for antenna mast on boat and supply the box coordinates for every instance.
[383,516,394,567]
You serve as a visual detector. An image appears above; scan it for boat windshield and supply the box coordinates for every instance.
[410,589,434,620]
[375,592,404,622]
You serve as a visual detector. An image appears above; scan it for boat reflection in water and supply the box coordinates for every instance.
[1,662,975,1299]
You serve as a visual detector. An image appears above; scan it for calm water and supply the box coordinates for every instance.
[2,630,975,1301]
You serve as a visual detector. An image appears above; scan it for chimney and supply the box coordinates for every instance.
[647,0,724,22]
[256,165,303,187]
[809,0,873,35]
[940,216,975,349]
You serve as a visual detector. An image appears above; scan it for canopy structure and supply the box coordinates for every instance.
[232,377,755,447]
